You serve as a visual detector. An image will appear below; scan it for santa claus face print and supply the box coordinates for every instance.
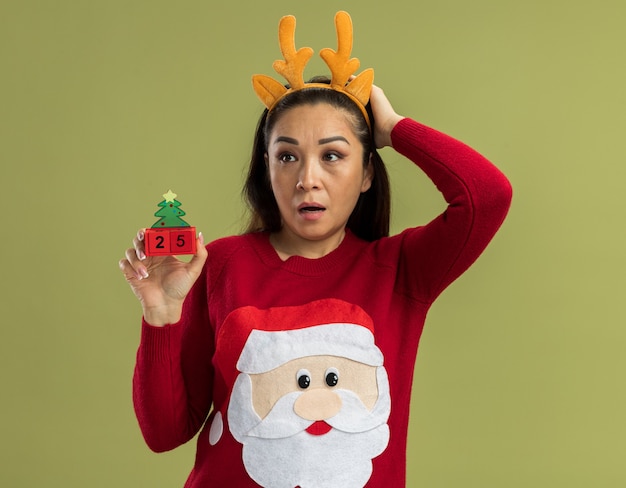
[265,103,373,258]
[224,320,391,488]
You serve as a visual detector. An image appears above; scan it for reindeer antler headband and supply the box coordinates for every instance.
[252,11,374,125]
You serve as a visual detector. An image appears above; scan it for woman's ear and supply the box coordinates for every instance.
[361,153,374,192]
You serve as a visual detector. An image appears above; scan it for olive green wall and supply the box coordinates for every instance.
[2,0,624,486]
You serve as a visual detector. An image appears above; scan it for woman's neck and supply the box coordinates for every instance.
[269,229,346,261]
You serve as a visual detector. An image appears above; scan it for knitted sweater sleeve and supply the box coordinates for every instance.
[132,263,214,453]
[390,118,512,303]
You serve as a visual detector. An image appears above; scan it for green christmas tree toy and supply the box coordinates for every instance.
[144,190,197,256]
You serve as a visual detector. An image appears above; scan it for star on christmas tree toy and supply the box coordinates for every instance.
[144,190,197,256]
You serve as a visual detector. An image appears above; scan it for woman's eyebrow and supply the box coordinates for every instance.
[273,135,350,145]
[319,136,350,145]
[273,136,299,145]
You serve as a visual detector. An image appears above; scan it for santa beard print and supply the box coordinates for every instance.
[227,368,391,488]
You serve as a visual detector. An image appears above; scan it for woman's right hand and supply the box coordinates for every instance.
[369,84,404,150]
[119,229,208,326]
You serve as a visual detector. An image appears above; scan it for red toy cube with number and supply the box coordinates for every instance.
[145,227,197,256]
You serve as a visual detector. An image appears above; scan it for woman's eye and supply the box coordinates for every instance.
[323,152,341,162]
[279,153,297,163]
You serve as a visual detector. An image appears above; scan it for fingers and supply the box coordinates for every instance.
[120,246,150,281]
[131,229,150,279]
[119,229,150,281]
[368,87,404,149]
[133,228,147,261]
[119,255,137,282]
[369,85,394,118]
[119,257,142,282]
[187,232,208,277]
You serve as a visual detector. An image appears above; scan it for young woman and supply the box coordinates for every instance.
[119,12,512,488]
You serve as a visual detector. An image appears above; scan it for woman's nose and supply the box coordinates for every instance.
[297,160,321,191]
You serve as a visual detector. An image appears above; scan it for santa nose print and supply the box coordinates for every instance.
[293,367,342,422]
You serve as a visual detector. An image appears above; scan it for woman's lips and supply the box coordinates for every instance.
[298,202,325,211]
[298,203,326,220]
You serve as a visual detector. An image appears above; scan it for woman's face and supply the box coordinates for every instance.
[265,103,373,258]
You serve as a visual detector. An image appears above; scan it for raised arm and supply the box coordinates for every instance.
[370,86,512,303]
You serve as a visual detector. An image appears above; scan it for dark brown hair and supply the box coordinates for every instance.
[243,77,390,241]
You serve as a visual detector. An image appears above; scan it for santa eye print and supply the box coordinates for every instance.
[297,369,311,389]
[325,367,339,387]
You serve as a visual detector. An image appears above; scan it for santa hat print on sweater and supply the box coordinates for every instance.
[208,298,385,446]
[215,298,382,385]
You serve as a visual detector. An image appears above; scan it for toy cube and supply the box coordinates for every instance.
[145,227,197,256]
[169,228,196,254]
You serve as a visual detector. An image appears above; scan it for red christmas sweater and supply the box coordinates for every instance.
[133,118,512,487]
